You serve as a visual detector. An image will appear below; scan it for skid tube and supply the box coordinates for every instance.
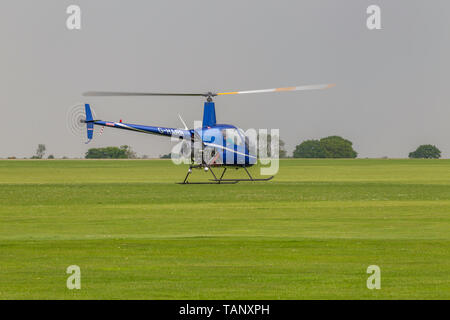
[179,165,274,184]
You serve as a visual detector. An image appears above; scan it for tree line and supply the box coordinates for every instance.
[292,136,440,159]
[12,139,443,159]
[85,145,137,159]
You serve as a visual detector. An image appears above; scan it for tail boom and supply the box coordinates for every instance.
[83,103,191,141]
[93,120,192,139]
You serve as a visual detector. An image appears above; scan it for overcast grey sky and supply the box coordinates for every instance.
[1,1,449,158]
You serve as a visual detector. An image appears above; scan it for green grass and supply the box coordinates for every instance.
[0,159,449,299]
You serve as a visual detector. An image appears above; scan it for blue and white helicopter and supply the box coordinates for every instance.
[81,84,334,184]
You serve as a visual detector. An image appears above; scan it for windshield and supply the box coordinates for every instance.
[238,128,251,151]
[222,128,244,146]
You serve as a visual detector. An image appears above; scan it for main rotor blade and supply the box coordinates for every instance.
[83,91,207,97]
[83,84,335,97]
[216,84,335,96]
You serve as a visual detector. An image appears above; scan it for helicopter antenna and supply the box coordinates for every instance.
[178,114,188,130]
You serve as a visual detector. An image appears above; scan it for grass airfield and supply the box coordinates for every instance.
[0,159,449,299]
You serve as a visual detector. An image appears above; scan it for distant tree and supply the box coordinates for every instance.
[120,145,137,159]
[409,144,441,159]
[85,145,136,159]
[319,136,357,158]
[293,139,327,158]
[278,139,287,158]
[293,136,357,158]
[47,154,55,159]
[159,153,171,159]
[257,132,287,158]
[35,144,46,159]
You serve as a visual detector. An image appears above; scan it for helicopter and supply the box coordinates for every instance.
[81,84,335,184]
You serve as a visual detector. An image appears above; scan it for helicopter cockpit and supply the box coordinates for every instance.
[222,128,244,146]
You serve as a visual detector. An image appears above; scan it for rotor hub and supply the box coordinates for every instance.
[205,92,216,102]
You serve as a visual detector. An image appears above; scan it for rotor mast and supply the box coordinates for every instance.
[203,94,217,127]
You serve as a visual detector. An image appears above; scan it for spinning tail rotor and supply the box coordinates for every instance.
[66,103,100,144]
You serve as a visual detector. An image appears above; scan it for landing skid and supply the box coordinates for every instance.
[178,181,239,185]
[179,165,274,184]
[209,177,274,182]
